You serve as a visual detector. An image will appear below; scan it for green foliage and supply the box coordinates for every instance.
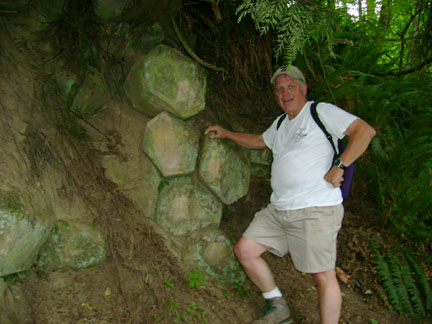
[158,180,170,193]
[186,270,208,289]
[185,302,208,323]
[2,270,29,284]
[236,0,337,65]
[163,277,175,289]
[233,281,251,299]
[387,107,432,243]
[0,0,18,17]
[41,0,99,77]
[236,0,432,247]
[154,275,209,323]
[375,250,432,318]
[57,219,71,228]
[405,253,432,312]
[92,218,98,230]
[39,0,102,139]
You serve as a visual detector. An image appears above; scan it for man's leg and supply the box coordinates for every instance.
[235,236,292,324]
[312,269,341,324]
[234,236,275,292]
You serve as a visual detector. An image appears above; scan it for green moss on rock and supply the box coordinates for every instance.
[189,231,245,284]
[37,221,105,272]
[0,190,51,276]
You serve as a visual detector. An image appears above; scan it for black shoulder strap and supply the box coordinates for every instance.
[310,102,338,154]
[276,113,287,130]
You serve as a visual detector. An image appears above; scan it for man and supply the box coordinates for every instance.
[205,65,376,324]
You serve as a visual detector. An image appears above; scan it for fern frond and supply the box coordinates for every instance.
[399,261,425,316]
[370,137,388,163]
[405,253,432,312]
[376,253,402,313]
[236,0,337,64]
[387,253,415,316]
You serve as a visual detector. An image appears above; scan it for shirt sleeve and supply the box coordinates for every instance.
[316,103,358,139]
[262,114,285,150]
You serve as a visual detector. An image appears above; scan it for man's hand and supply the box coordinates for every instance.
[204,125,229,139]
[204,125,266,149]
[324,166,345,187]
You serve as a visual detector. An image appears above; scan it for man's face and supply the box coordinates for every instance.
[274,74,307,120]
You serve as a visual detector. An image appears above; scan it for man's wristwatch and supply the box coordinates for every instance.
[334,159,347,170]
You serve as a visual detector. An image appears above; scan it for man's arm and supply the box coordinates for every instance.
[324,119,376,187]
[204,125,266,149]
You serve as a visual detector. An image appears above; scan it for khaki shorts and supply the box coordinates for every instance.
[243,204,344,273]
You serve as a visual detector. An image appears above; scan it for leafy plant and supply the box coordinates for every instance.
[164,277,175,289]
[156,299,208,323]
[2,270,29,284]
[236,0,337,65]
[375,250,432,318]
[58,219,71,227]
[186,302,208,323]
[158,180,170,193]
[233,281,251,299]
[186,270,208,289]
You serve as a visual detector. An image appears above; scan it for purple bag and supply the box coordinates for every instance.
[276,102,355,200]
[336,139,354,200]
[311,102,354,200]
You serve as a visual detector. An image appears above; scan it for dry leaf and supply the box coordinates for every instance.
[335,266,351,285]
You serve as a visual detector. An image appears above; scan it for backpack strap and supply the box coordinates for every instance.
[276,113,287,130]
[310,102,338,156]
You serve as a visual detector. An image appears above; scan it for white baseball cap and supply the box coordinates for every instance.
[270,65,306,86]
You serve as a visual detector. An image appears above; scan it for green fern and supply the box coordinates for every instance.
[376,252,402,313]
[387,253,418,316]
[399,260,426,316]
[388,107,432,244]
[236,0,337,64]
[376,251,432,318]
[405,253,432,312]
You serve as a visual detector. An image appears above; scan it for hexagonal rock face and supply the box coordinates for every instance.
[0,190,51,276]
[123,44,207,120]
[155,177,222,236]
[183,230,246,284]
[143,112,199,177]
[37,221,105,272]
[199,135,250,205]
[101,154,161,218]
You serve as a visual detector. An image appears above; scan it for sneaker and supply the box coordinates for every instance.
[251,297,293,324]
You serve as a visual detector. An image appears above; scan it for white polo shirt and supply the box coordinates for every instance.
[263,101,358,210]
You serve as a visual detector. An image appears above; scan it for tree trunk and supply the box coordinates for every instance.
[378,0,392,30]
[358,0,363,18]
[367,0,377,21]
[406,1,422,68]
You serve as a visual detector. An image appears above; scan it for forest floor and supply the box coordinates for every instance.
[19,175,431,324]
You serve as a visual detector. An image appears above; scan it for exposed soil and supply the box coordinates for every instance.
[16,175,430,324]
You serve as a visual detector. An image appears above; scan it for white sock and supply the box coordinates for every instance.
[262,287,283,299]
